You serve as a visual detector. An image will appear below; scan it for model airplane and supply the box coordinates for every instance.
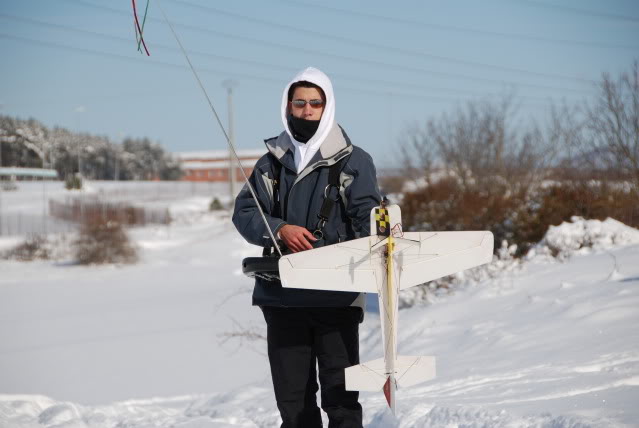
[278,201,494,413]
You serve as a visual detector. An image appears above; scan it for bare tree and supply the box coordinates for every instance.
[398,122,436,183]
[432,98,511,191]
[585,62,639,189]
[400,95,554,196]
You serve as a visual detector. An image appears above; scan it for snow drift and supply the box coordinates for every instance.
[1,183,637,427]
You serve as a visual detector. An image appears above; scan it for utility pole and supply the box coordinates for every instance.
[0,107,4,234]
[74,106,85,222]
[0,103,3,171]
[114,154,119,181]
[222,79,238,209]
[0,137,2,236]
[74,106,84,181]
[115,132,123,181]
[77,135,83,180]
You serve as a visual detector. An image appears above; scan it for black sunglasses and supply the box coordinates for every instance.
[291,99,324,108]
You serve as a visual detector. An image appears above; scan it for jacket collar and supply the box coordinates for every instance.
[265,123,353,178]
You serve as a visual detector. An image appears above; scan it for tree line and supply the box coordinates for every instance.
[0,116,182,181]
[385,62,639,256]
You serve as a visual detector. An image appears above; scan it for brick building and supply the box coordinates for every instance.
[176,149,266,182]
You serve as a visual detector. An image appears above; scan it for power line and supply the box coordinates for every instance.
[0,12,585,104]
[275,0,639,51]
[61,0,596,96]
[168,0,596,85]
[512,0,639,24]
[0,31,552,108]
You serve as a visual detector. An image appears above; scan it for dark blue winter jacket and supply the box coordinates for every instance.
[232,124,381,308]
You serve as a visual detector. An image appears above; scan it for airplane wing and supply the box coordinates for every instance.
[279,231,493,293]
[393,231,494,290]
[278,236,386,293]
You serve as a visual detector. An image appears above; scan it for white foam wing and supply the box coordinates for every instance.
[393,231,494,290]
[278,236,385,293]
[279,231,494,293]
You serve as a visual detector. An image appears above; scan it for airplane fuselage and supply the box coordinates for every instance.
[381,233,398,411]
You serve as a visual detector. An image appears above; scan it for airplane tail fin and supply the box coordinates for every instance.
[345,357,387,391]
[394,355,436,388]
[345,355,436,391]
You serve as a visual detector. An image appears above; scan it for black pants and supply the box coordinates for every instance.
[261,306,363,428]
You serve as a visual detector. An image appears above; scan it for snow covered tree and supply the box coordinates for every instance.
[0,115,182,181]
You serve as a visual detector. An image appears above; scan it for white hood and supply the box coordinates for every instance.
[281,67,336,173]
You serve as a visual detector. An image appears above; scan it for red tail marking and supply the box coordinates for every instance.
[383,376,392,407]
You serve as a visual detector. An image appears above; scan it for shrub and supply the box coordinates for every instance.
[74,216,137,264]
[402,177,521,250]
[49,199,170,226]
[515,182,639,254]
[65,174,82,190]
[2,235,50,261]
[209,197,224,211]
[402,178,638,258]
[1,180,18,191]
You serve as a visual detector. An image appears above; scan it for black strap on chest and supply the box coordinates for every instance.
[270,153,283,219]
[312,154,351,240]
[267,152,351,251]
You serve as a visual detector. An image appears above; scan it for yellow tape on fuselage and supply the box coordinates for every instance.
[375,208,390,236]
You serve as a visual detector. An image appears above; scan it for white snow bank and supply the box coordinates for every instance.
[530,216,639,260]
[0,391,626,427]
[400,216,639,308]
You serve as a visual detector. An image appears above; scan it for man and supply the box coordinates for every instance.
[233,67,381,428]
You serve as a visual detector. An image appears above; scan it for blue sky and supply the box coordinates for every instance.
[1,0,637,167]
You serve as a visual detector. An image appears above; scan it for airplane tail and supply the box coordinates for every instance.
[345,356,436,411]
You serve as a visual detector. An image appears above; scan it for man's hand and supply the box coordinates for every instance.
[279,224,317,253]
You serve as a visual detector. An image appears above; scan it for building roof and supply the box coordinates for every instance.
[175,148,266,161]
[0,167,58,178]
[182,158,260,170]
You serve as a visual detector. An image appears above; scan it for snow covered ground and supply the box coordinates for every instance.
[1,181,638,427]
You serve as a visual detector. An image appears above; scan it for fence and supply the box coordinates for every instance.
[0,212,75,236]
[49,198,171,227]
[88,181,231,203]
[0,180,230,237]
[0,198,171,237]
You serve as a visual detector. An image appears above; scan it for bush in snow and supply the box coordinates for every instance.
[209,197,224,211]
[522,182,639,247]
[1,180,18,191]
[2,235,50,261]
[1,234,75,262]
[74,216,137,265]
[401,177,639,259]
[65,174,83,190]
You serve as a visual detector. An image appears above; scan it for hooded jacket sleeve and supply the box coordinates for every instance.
[232,156,287,248]
[344,148,382,237]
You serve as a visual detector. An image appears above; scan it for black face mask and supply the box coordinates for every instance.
[287,114,320,143]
